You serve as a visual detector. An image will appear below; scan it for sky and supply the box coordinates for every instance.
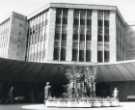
[0,0,135,25]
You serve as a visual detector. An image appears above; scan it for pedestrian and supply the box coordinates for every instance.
[113,88,119,99]
[44,82,51,105]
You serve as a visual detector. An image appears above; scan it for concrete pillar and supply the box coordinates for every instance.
[91,10,98,63]
[46,8,56,61]
[109,11,117,62]
[66,9,74,61]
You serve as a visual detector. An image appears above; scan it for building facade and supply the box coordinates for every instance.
[26,3,129,64]
[0,12,27,60]
[0,3,130,63]
[0,3,134,102]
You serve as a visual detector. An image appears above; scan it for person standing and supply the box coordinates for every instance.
[113,88,119,99]
[8,86,14,104]
[44,82,51,105]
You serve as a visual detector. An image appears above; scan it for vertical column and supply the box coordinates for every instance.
[91,10,98,63]
[7,13,13,58]
[46,8,56,61]
[66,9,74,61]
[109,11,116,62]
[103,12,105,62]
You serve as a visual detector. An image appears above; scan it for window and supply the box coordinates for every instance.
[98,20,103,27]
[104,20,109,27]
[53,48,59,60]
[79,50,84,61]
[104,34,109,42]
[73,34,78,40]
[98,51,103,62]
[63,17,67,24]
[80,34,85,41]
[61,48,66,61]
[98,34,103,41]
[104,51,109,62]
[86,34,91,40]
[86,50,91,61]
[87,19,91,26]
[53,8,68,61]
[62,33,66,40]
[80,19,85,25]
[72,49,78,61]
[55,33,60,40]
[56,18,61,24]
[74,18,79,26]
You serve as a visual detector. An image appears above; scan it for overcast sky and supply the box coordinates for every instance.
[0,0,135,25]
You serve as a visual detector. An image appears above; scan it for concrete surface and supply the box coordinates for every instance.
[0,102,135,110]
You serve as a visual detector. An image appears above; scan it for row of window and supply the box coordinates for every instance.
[72,49,91,62]
[98,11,110,42]
[28,50,46,62]
[27,11,48,61]
[0,19,10,33]
[0,20,10,51]
[53,8,68,61]
[97,51,109,62]
[116,19,126,60]
[53,9,110,62]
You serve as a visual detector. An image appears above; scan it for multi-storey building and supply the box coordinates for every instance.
[0,12,27,60]
[0,3,134,102]
[0,3,130,63]
[26,3,129,64]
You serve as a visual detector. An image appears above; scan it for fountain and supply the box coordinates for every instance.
[44,66,120,108]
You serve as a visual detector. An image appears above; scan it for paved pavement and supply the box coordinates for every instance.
[0,102,135,110]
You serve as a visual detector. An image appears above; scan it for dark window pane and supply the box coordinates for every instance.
[74,10,79,17]
[86,50,91,61]
[72,49,78,61]
[56,9,62,16]
[63,17,67,24]
[104,51,109,62]
[87,19,91,26]
[74,19,79,26]
[98,20,103,26]
[53,48,59,60]
[98,27,102,34]
[61,48,66,61]
[104,20,109,27]
[86,34,91,40]
[87,11,91,18]
[98,51,103,62]
[80,19,85,25]
[73,34,78,40]
[56,18,61,24]
[79,50,84,61]
[104,35,109,42]
[98,34,103,41]
[62,33,66,40]
[80,34,85,41]
[55,33,60,40]
[63,9,68,17]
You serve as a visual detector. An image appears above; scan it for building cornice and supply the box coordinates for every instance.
[27,2,128,26]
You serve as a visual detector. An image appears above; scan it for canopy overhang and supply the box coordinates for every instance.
[0,58,135,82]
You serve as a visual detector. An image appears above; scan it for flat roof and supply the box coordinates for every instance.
[27,2,128,26]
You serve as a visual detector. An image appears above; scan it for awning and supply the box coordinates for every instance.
[0,58,135,82]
